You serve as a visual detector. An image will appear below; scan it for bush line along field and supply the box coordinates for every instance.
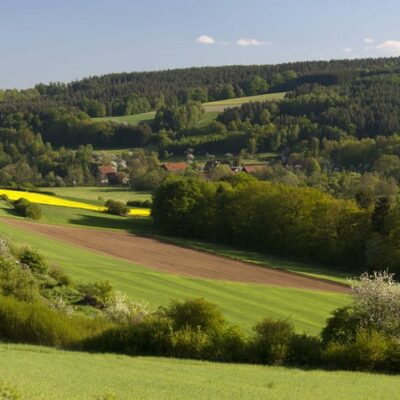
[0,220,349,334]
[1,343,399,400]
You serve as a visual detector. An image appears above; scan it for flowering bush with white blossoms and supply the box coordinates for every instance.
[104,291,150,324]
[349,270,400,336]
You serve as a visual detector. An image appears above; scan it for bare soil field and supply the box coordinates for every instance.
[1,218,348,293]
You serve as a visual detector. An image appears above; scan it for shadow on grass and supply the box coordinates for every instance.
[68,214,156,235]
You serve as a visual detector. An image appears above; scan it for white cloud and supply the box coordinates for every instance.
[341,46,352,53]
[376,40,400,55]
[364,37,374,44]
[197,35,216,45]
[236,38,269,46]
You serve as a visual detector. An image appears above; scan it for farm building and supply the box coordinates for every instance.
[97,165,117,185]
[243,164,267,174]
[161,162,188,173]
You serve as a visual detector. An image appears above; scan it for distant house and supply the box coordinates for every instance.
[242,164,266,174]
[97,165,117,185]
[160,162,188,173]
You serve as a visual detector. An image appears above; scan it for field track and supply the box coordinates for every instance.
[1,218,348,293]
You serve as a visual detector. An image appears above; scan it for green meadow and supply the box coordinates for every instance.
[1,343,397,400]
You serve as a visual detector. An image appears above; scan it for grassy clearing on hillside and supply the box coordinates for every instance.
[203,92,287,112]
[0,220,348,334]
[93,111,156,125]
[1,343,398,400]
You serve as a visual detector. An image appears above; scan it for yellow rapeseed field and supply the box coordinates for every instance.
[0,189,150,217]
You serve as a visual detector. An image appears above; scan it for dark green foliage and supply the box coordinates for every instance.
[286,334,322,366]
[321,306,360,345]
[162,298,226,332]
[105,199,129,216]
[126,199,152,208]
[152,177,370,270]
[13,198,41,220]
[250,319,294,364]
[371,197,391,233]
[76,280,115,308]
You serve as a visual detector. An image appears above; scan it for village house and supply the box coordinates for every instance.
[97,165,117,185]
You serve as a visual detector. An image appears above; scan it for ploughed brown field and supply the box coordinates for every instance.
[1,218,348,293]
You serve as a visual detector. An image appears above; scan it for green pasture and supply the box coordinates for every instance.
[0,343,397,400]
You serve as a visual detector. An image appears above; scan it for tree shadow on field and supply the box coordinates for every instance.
[68,213,156,235]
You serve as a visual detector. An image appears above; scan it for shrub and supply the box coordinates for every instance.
[162,298,226,332]
[104,292,150,324]
[0,295,110,348]
[13,198,42,220]
[323,330,391,371]
[169,327,210,359]
[85,315,173,356]
[207,325,248,362]
[0,381,22,400]
[18,247,48,274]
[0,194,9,202]
[105,199,129,216]
[321,306,360,345]
[286,334,322,366]
[0,258,39,301]
[77,280,115,308]
[126,199,152,208]
[250,319,294,364]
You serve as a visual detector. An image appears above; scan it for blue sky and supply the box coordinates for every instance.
[1,0,400,88]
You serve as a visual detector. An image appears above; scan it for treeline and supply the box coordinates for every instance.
[152,175,400,274]
[2,56,400,119]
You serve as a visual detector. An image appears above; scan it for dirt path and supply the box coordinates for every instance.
[1,218,348,293]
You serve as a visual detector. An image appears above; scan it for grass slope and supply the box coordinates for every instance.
[93,111,156,125]
[0,219,348,334]
[1,343,398,400]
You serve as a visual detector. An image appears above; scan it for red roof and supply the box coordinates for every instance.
[161,162,188,172]
[98,165,117,175]
[243,165,265,174]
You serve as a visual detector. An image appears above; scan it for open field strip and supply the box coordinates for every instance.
[0,188,150,216]
[92,92,286,125]
[0,219,348,334]
[1,343,398,400]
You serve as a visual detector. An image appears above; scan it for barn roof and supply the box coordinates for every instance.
[161,162,188,172]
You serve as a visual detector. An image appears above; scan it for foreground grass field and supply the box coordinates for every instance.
[0,219,348,334]
[1,343,398,400]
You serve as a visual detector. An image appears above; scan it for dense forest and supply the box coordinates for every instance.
[2,56,400,200]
